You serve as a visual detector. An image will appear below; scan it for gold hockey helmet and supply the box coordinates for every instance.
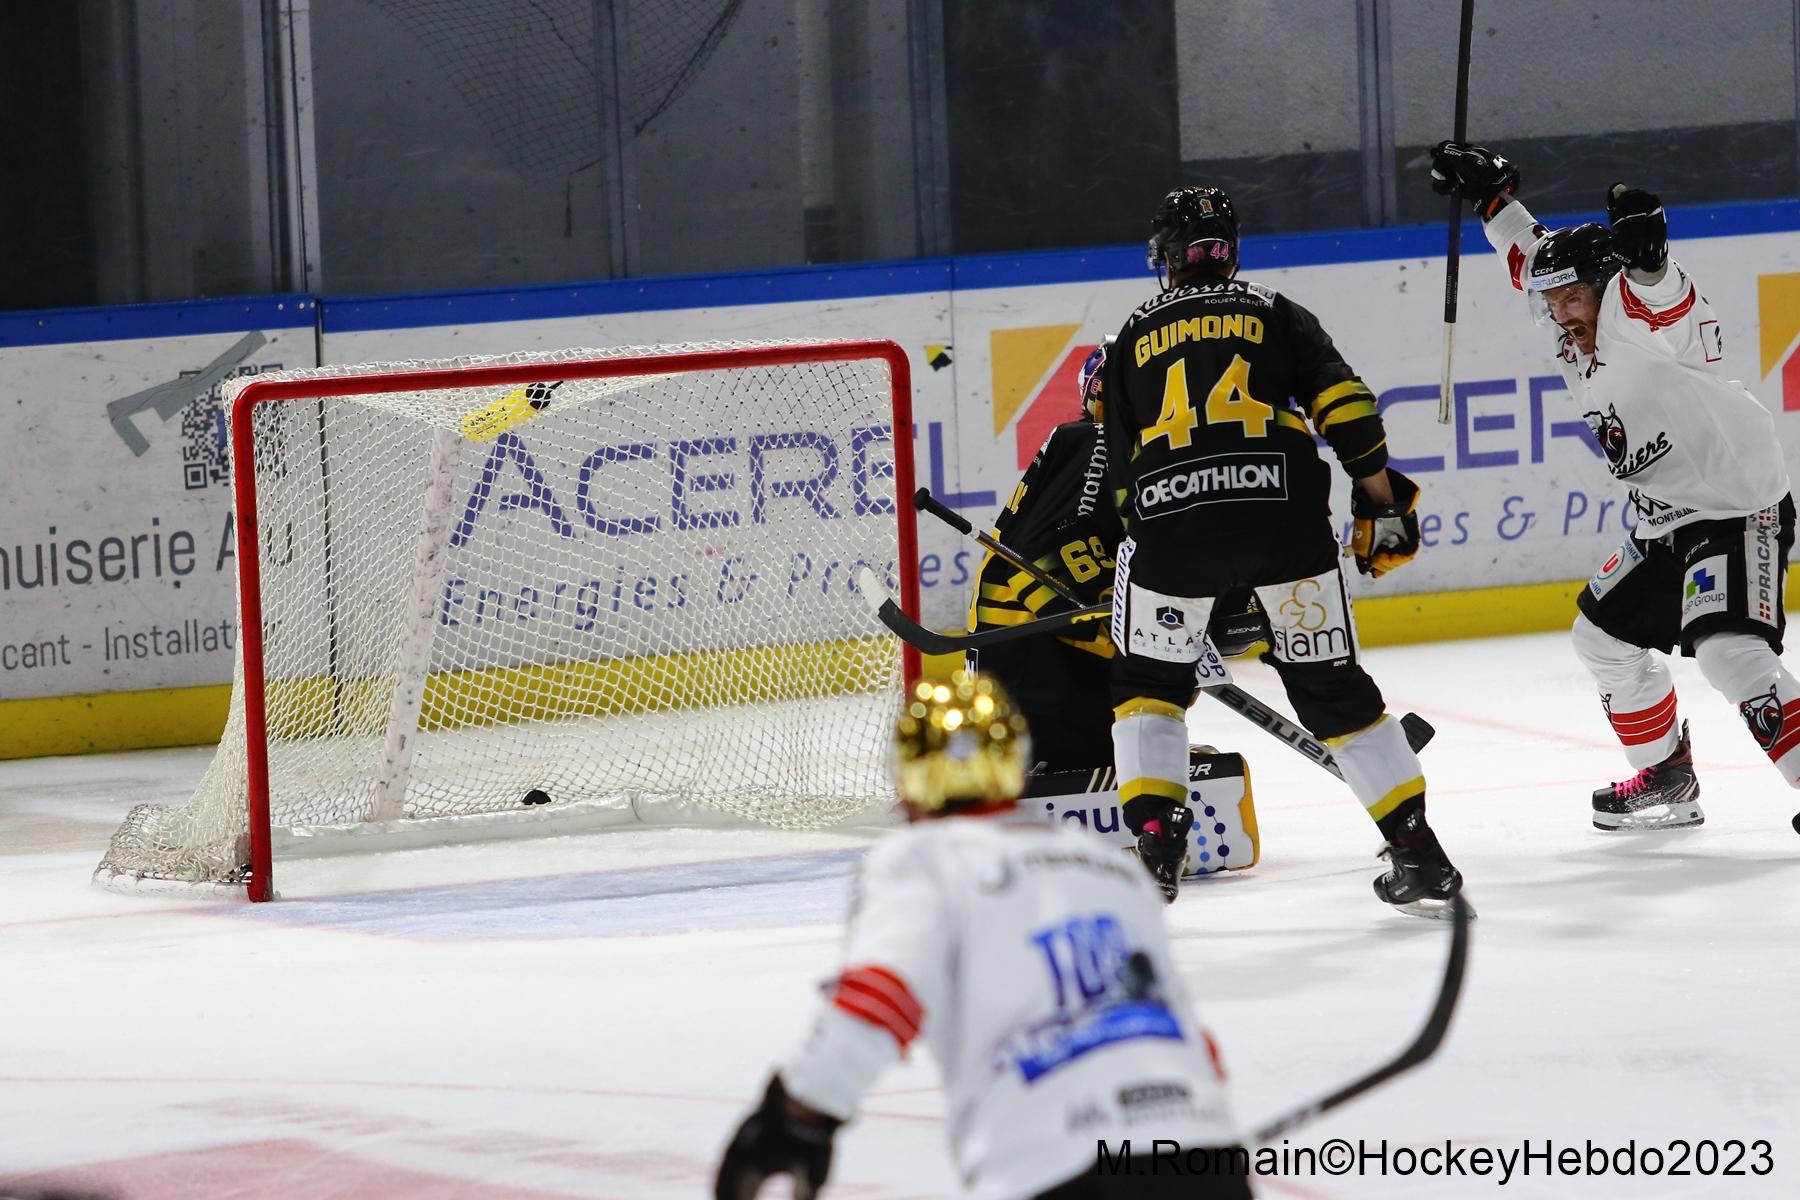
[894,669,1030,813]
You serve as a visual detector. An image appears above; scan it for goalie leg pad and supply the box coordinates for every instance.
[1027,748,1257,876]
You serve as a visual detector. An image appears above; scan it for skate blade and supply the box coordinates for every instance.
[1591,802,1705,831]
[1390,893,1477,921]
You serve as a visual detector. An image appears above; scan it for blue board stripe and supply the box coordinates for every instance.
[0,295,316,349]
[6,197,1799,347]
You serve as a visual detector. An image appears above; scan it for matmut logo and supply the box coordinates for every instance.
[990,325,1099,470]
[1757,272,1800,410]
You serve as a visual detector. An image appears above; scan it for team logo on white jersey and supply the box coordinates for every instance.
[1585,404,1671,479]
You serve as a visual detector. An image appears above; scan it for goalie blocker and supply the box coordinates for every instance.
[1029,747,1259,878]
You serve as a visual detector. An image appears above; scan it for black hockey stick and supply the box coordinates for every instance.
[857,565,1107,653]
[1437,0,1476,425]
[860,569,1434,779]
[908,490,1436,767]
[1251,891,1470,1142]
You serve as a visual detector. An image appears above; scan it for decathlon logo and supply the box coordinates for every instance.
[1134,453,1285,518]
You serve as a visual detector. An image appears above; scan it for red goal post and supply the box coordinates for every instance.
[95,340,920,901]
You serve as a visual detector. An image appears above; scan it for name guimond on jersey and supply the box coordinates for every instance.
[1135,453,1287,518]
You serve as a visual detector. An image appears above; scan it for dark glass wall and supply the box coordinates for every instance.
[943,0,1179,254]
[4,0,1797,312]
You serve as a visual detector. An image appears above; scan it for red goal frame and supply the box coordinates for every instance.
[229,340,919,901]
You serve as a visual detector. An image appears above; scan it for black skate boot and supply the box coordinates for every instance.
[1592,720,1704,831]
[1375,820,1473,920]
[1134,805,1194,903]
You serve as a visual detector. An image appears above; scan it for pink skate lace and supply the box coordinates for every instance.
[1612,767,1655,800]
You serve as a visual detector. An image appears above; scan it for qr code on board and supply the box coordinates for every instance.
[180,393,231,491]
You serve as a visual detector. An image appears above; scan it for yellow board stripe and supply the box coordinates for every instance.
[1114,696,1185,721]
[0,637,896,761]
[25,574,1800,761]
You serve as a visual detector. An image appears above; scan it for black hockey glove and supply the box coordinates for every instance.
[716,1075,842,1200]
[1350,470,1421,578]
[1428,141,1519,219]
[1606,182,1668,274]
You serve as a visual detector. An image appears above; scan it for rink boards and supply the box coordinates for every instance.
[6,200,1800,756]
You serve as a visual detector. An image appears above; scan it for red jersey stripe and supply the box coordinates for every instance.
[1619,277,1696,331]
[832,988,920,1047]
[840,965,924,1026]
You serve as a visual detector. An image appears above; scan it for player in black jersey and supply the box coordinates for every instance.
[969,341,1266,771]
[1101,186,1466,918]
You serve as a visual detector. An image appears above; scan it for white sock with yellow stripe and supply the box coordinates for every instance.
[1112,696,1190,830]
[1325,714,1427,836]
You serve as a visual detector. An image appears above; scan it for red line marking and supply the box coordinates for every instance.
[0,1074,939,1123]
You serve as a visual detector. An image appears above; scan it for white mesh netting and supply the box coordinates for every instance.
[95,342,909,893]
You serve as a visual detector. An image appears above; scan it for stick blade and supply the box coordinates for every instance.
[854,566,888,616]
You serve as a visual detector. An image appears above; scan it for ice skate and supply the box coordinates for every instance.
[1134,805,1194,903]
[1591,720,1704,831]
[1374,825,1473,920]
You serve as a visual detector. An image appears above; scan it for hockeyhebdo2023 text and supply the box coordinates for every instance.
[435,426,902,632]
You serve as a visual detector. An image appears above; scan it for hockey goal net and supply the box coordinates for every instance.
[95,340,918,900]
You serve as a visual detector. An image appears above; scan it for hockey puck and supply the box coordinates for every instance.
[521,788,553,806]
[1792,812,1800,836]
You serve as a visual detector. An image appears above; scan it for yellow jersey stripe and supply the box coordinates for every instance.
[1316,397,1379,433]
[1309,379,1374,421]
[1365,775,1426,822]
[1114,696,1185,721]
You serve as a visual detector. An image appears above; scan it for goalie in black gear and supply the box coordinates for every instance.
[1101,185,1467,918]
[968,342,1265,895]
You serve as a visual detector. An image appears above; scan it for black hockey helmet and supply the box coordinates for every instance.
[1148,186,1239,286]
[1527,223,1621,299]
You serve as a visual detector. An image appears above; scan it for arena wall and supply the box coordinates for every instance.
[6,203,1800,757]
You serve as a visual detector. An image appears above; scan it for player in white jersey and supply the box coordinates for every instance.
[716,670,1252,1200]
[1431,143,1798,829]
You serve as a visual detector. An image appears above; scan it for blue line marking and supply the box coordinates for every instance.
[230,848,864,940]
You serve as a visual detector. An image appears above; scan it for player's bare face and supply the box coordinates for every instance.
[1545,283,1600,354]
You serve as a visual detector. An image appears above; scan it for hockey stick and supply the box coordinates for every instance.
[1437,0,1476,425]
[857,566,1106,653]
[909,490,1436,764]
[914,488,1074,604]
[1252,890,1470,1142]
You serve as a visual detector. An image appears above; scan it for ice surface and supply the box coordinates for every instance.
[2,632,1797,1198]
